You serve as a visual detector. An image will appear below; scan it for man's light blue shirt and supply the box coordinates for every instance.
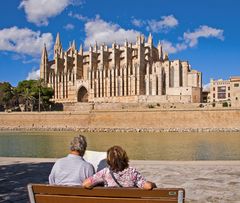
[49,154,95,185]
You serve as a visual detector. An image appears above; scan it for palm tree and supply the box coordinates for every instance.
[20,88,35,111]
[37,79,46,112]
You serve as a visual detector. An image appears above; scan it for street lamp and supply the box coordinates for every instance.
[38,80,41,112]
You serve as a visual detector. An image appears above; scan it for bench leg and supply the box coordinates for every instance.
[178,190,184,203]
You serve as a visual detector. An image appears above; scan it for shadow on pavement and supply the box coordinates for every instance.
[0,162,54,203]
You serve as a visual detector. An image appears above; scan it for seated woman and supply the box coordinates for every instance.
[82,145,156,190]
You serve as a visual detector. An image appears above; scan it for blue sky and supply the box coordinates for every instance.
[0,0,239,87]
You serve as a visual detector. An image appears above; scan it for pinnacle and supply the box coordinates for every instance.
[55,32,61,46]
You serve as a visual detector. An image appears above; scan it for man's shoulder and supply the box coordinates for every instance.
[82,159,94,168]
[53,156,68,164]
[59,156,70,161]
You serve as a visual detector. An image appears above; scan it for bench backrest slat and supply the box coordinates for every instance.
[32,185,183,198]
[28,184,185,203]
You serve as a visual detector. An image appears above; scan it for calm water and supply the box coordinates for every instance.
[0,131,240,160]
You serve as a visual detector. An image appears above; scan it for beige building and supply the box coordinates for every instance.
[230,77,240,107]
[40,33,202,104]
[209,76,240,107]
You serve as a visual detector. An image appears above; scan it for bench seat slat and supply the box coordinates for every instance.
[35,194,180,203]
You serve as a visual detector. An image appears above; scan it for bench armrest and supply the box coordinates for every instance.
[27,184,36,203]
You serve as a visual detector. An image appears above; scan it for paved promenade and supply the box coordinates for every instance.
[0,157,240,203]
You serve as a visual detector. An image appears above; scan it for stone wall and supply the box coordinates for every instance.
[0,109,240,131]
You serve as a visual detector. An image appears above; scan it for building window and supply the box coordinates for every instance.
[217,86,226,99]
[179,66,183,87]
[213,93,215,98]
[228,87,230,90]
[118,79,120,96]
[170,66,174,87]
[213,87,215,91]
[234,83,239,87]
[59,73,62,82]
[228,93,230,97]
[149,80,152,95]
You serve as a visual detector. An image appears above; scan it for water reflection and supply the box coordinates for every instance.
[0,131,240,160]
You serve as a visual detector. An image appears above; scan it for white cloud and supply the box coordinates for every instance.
[160,40,187,54]
[19,0,83,26]
[203,83,210,91]
[11,54,39,64]
[131,15,178,33]
[27,68,40,80]
[161,25,224,54]
[0,26,53,57]
[131,18,144,27]
[147,15,178,33]
[184,25,224,47]
[84,16,140,47]
[68,11,89,22]
[64,23,75,30]
[160,40,178,54]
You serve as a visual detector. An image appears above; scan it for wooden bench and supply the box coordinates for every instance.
[28,184,185,203]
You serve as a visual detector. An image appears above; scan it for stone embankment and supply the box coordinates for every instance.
[0,109,240,132]
[1,127,240,132]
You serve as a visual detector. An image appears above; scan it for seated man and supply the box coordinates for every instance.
[49,135,94,186]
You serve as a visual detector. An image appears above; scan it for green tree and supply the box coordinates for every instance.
[0,82,14,110]
[20,88,36,111]
[36,79,54,111]
[16,79,54,111]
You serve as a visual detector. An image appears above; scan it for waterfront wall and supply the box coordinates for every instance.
[0,109,240,131]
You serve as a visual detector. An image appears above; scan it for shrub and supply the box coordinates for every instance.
[222,102,228,107]
[148,104,155,108]
[199,103,204,108]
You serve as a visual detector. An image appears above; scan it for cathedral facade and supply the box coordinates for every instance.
[40,33,202,104]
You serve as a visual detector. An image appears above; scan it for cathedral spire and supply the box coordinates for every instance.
[140,34,145,44]
[158,41,163,61]
[94,41,98,52]
[40,43,48,81]
[54,33,62,57]
[89,44,93,52]
[41,43,48,61]
[147,33,153,44]
[79,44,83,55]
[136,34,141,45]
[72,40,76,50]
[55,32,62,47]
[124,39,128,46]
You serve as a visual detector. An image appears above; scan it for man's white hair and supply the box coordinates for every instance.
[70,135,87,156]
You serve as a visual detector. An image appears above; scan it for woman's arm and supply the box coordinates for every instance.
[132,168,157,190]
[82,168,106,188]
[82,178,93,189]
